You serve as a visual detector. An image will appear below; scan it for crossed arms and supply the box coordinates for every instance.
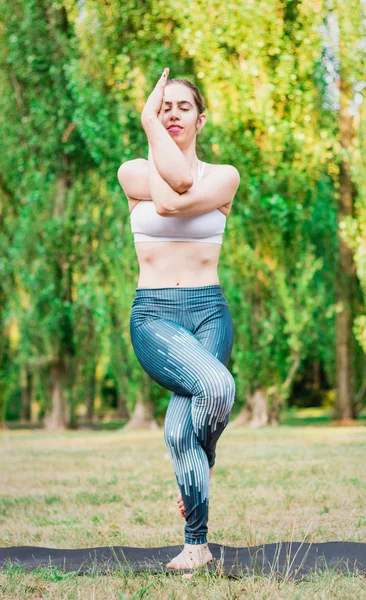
[117,115,240,218]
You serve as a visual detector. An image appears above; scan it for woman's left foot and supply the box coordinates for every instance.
[176,491,186,518]
[166,543,214,570]
[176,467,213,518]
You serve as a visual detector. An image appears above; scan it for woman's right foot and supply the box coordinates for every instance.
[176,467,213,518]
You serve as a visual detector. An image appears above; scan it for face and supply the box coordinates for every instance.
[162,84,206,143]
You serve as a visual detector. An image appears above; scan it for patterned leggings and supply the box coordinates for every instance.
[130,285,235,545]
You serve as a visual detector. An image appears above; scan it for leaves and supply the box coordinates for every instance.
[0,0,364,423]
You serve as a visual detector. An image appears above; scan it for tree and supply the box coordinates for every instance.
[322,0,366,420]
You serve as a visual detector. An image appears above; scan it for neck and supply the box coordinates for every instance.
[180,147,200,173]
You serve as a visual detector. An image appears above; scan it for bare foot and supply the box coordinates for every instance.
[176,467,213,518]
[166,542,214,570]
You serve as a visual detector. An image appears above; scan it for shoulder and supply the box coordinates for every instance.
[117,158,152,202]
[204,163,240,189]
[117,157,147,171]
[119,158,147,166]
[204,162,239,176]
[117,158,148,181]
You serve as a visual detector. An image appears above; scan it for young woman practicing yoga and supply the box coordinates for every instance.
[117,68,240,570]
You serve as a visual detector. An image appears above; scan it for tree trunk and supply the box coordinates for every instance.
[109,309,131,422]
[20,365,32,422]
[313,359,321,392]
[268,393,281,426]
[0,283,8,429]
[333,72,356,421]
[117,376,130,421]
[231,387,269,427]
[44,359,69,430]
[43,168,73,430]
[124,373,159,430]
[86,360,96,421]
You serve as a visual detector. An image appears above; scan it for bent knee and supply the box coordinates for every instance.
[164,423,192,452]
[194,369,235,416]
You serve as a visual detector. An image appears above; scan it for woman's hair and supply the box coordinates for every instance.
[166,78,205,116]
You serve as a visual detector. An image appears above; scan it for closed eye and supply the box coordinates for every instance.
[164,108,189,112]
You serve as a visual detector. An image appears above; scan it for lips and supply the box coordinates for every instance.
[168,125,183,132]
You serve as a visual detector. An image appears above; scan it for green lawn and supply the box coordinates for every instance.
[0,425,365,599]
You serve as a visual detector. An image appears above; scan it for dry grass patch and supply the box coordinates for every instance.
[0,425,365,598]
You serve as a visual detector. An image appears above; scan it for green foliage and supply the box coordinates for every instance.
[0,0,365,424]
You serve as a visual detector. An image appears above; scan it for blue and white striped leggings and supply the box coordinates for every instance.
[130,285,235,545]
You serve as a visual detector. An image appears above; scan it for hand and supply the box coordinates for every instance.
[141,68,169,125]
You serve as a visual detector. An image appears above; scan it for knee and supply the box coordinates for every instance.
[194,369,235,417]
[164,422,189,453]
[220,372,236,416]
[226,372,236,406]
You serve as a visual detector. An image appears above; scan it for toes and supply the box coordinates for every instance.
[177,498,186,515]
[166,561,184,570]
[176,494,186,518]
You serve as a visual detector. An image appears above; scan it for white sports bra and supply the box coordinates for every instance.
[130,161,227,244]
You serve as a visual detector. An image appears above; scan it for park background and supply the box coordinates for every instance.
[1,1,366,598]
[0,0,365,430]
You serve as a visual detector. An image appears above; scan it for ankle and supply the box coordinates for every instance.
[184,542,209,550]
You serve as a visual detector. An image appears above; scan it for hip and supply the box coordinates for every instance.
[130,284,233,335]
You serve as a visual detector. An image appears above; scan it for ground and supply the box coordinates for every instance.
[0,424,365,599]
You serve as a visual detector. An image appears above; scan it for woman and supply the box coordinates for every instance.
[118,68,240,570]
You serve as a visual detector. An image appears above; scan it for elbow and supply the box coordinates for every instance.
[175,176,194,195]
[158,203,179,216]
[156,204,169,216]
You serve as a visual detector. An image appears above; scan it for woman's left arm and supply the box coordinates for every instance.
[147,142,183,215]
[143,116,193,195]
[141,68,193,194]
[148,144,240,217]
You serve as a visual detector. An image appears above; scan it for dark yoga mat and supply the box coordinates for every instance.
[1,542,365,580]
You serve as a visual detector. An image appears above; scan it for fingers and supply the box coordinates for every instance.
[158,67,169,87]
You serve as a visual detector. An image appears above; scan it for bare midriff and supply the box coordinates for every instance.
[134,240,221,288]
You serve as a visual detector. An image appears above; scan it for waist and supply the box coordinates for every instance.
[132,284,229,310]
[134,239,221,289]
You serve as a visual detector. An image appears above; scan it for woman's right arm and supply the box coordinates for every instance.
[117,159,152,200]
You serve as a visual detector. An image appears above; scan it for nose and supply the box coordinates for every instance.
[169,106,181,119]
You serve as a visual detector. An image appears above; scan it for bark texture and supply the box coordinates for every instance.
[231,387,269,428]
[334,73,357,420]
[124,373,159,430]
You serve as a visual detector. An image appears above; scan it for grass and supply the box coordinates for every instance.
[0,424,365,599]
[279,407,366,426]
